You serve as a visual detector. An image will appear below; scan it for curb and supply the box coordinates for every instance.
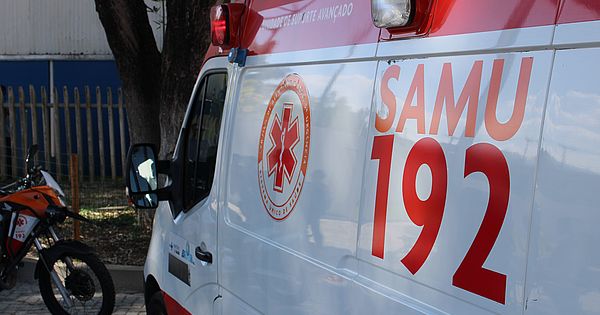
[18,257,144,293]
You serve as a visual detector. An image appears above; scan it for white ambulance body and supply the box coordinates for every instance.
[125,0,600,314]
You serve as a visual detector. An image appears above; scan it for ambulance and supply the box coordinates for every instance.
[124,0,600,314]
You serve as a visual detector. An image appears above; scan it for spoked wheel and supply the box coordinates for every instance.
[38,251,115,315]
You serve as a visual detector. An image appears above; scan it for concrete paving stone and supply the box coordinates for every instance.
[0,282,146,314]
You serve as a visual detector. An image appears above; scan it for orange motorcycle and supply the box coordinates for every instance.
[0,145,115,314]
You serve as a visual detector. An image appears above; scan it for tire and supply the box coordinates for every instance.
[38,250,115,315]
[146,291,167,315]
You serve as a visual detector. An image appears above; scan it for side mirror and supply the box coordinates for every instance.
[126,144,160,209]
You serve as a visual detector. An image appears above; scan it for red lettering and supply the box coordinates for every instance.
[396,64,426,134]
[376,66,400,133]
[453,143,509,304]
[370,135,394,259]
[430,61,482,137]
[401,137,447,274]
[369,135,511,304]
[484,57,533,141]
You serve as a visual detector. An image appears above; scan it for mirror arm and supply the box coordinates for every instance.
[156,187,171,201]
[156,160,171,175]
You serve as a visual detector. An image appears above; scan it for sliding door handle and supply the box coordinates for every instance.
[195,247,213,264]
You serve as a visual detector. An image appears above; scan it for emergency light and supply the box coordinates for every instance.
[372,0,434,36]
[211,5,229,46]
[371,0,412,28]
[210,3,245,50]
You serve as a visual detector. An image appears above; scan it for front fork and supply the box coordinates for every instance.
[48,228,75,268]
[34,226,75,308]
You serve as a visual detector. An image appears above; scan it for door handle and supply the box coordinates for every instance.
[195,247,213,264]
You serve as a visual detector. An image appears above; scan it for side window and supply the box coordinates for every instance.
[182,72,227,210]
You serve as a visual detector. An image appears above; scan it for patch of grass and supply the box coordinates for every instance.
[14,179,152,266]
[80,208,137,226]
[56,207,151,266]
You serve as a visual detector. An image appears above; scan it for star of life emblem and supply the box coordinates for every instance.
[258,74,311,220]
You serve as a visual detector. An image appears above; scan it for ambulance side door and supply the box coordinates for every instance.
[356,32,555,315]
[524,4,600,314]
[160,58,229,313]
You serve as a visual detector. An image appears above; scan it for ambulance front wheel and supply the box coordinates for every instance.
[147,291,168,315]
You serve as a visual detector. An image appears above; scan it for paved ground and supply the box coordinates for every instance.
[0,282,146,314]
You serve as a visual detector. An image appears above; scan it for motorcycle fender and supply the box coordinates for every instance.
[33,240,95,280]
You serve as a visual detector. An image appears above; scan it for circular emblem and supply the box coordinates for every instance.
[16,215,26,227]
[258,74,311,220]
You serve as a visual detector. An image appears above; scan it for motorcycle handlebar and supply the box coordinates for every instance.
[27,165,43,176]
[0,164,44,194]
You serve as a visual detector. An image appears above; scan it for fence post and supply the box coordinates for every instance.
[52,88,62,180]
[18,87,27,168]
[0,87,4,178]
[63,87,72,159]
[107,88,116,180]
[8,88,16,178]
[41,87,50,171]
[85,87,95,182]
[29,86,38,165]
[74,88,83,177]
[118,89,126,177]
[70,154,80,240]
[96,87,105,180]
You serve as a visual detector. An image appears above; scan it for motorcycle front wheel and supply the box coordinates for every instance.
[38,250,115,315]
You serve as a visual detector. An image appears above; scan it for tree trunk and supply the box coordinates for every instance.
[95,0,219,225]
[95,0,219,158]
[94,0,162,147]
[158,0,215,158]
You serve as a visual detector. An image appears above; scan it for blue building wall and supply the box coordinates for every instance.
[54,60,121,102]
[0,61,49,100]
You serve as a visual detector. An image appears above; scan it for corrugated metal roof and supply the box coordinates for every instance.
[0,0,164,58]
